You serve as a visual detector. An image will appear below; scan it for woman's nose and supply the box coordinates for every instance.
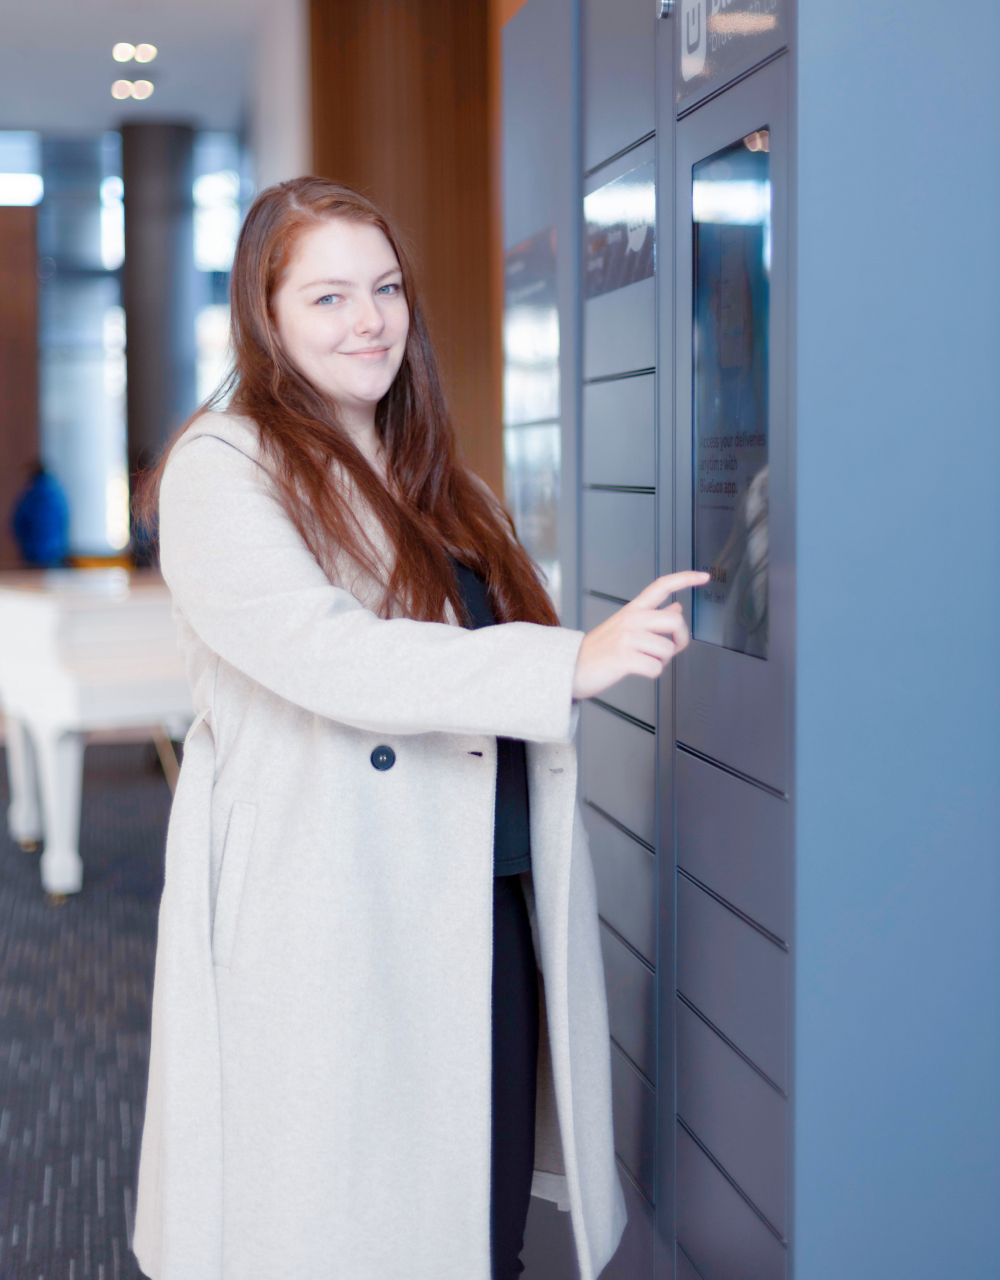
[354,296,385,336]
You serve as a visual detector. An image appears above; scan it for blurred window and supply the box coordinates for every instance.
[0,132,43,206]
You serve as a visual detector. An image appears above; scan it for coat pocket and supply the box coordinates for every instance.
[212,800,257,968]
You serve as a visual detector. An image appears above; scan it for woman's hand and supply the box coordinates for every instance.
[571,571,710,701]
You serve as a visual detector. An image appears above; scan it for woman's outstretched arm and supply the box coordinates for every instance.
[160,430,584,743]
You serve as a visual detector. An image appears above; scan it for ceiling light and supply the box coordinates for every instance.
[112,43,135,62]
[131,80,154,100]
[111,80,133,100]
[0,174,44,207]
[134,44,157,63]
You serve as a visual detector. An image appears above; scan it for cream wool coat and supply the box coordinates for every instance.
[133,411,627,1280]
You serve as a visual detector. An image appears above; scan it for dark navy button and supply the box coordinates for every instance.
[371,745,395,771]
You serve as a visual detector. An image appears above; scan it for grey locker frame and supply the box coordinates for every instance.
[672,56,794,797]
[653,11,677,1275]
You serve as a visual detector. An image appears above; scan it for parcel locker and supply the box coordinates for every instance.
[501,0,998,1275]
[505,1,796,1277]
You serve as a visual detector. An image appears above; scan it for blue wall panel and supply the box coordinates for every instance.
[795,2,1000,1276]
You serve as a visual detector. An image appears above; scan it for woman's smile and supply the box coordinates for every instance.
[341,345,391,361]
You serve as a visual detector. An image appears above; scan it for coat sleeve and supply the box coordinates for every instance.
[158,431,585,743]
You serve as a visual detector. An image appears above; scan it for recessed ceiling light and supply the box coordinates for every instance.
[112,43,135,62]
[131,80,155,100]
[111,80,133,100]
[134,44,157,63]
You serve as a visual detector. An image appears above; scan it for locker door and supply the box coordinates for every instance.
[670,53,794,1280]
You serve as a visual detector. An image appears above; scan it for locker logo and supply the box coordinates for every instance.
[681,0,707,80]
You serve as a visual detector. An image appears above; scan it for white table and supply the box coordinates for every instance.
[0,569,193,894]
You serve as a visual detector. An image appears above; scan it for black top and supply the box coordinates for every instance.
[451,560,532,878]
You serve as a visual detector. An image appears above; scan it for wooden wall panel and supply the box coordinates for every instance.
[310,0,502,494]
[0,207,39,569]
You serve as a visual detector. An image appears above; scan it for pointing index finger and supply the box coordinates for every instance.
[632,571,711,609]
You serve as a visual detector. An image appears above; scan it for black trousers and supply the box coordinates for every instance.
[491,875,540,1280]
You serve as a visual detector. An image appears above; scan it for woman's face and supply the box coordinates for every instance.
[272,218,409,422]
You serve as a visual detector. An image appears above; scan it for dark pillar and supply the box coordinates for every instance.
[0,207,39,568]
[121,123,197,492]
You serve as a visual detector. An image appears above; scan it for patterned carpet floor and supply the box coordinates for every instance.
[0,743,171,1280]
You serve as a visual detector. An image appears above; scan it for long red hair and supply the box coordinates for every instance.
[139,177,558,627]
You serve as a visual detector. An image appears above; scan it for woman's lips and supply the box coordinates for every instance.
[342,347,389,362]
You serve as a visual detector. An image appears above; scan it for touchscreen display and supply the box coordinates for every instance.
[691,129,770,659]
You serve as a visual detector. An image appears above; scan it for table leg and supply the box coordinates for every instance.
[4,716,43,846]
[33,726,85,895]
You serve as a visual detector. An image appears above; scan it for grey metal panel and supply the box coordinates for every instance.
[502,0,580,630]
[676,998,786,1236]
[677,1246,703,1280]
[676,750,791,943]
[583,373,656,489]
[676,1124,786,1280]
[581,489,656,604]
[584,276,656,380]
[673,59,793,793]
[582,0,655,173]
[521,1197,576,1280]
[601,923,655,1083]
[584,801,656,964]
[674,0,789,115]
[599,1161,655,1280]
[502,2,573,250]
[582,594,657,727]
[611,1040,656,1202]
[581,701,656,847]
[676,876,788,1089]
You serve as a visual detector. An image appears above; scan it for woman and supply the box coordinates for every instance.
[133,178,706,1280]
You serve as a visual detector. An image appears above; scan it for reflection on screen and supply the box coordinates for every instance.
[692,128,770,659]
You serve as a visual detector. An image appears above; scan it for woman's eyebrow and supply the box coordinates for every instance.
[298,268,402,292]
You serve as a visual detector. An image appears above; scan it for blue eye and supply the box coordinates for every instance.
[317,294,338,306]
[378,282,401,295]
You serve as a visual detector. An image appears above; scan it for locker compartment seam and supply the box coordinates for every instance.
[584,130,657,180]
[583,366,656,385]
[676,1240,707,1280]
[591,697,655,734]
[610,1033,655,1091]
[611,1035,656,1094]
[616,1154,654,1210]
[583,799,655,853]
[676,866,788,951]
[675,47,789,121]
[585,588,628,606]
[585,484,656,494]
[676,741,788,801]
[675,991,786,1098]
[599,915,656,975]
[676,1115,787,1246]
[505,415,562,430]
